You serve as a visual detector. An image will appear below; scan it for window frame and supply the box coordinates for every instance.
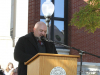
[40,0,68,47]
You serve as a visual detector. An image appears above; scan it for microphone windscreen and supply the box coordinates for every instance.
[40,36,45,41]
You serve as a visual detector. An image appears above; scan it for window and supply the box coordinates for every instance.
[40,0,68,48]
[54,0,64,18]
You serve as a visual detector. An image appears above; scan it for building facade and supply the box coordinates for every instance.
[0,0,100,75]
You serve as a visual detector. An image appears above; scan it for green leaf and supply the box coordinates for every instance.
[69,0,100,33]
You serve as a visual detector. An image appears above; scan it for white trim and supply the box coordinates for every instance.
[56,49,70,55]
[77,62,100,67]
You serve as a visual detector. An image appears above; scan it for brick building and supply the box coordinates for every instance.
[0,0,100,75]
[29,0,100,74]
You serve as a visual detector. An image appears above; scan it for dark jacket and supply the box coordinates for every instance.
[14,32,57,75]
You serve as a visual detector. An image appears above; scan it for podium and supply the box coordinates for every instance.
[25,53,80,75]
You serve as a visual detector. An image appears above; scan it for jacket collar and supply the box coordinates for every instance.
[25,32,39,52]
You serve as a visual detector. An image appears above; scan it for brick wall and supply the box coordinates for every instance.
[28,0,40,33]
[68,0,100,63]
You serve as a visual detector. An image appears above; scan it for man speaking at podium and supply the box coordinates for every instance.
[14,21,57,75]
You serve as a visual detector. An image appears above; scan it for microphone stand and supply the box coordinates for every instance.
[69,47,100,75]
[47,40,100,75]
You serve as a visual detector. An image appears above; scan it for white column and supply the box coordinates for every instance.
[14,0,29,46]
[0,0,16,69]
[0,0,12,47]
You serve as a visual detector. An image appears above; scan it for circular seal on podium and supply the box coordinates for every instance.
[50,66,66,75]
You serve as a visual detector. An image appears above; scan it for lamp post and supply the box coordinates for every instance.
[42,0,54,39]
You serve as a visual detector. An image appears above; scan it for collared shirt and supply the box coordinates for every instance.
[34,36,46,53]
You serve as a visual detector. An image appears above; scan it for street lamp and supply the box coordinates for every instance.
[42,0,54,39]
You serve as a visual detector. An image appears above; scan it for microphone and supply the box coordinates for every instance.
[40,36,48,41]
[40,36,70,48]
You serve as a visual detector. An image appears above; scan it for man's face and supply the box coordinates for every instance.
[34,24,47,37]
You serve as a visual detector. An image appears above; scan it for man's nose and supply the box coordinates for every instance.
[42,31,45,35]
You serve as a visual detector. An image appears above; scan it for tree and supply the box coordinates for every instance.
[69,0,100,33]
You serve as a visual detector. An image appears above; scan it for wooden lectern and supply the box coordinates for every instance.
[25,53,80,75]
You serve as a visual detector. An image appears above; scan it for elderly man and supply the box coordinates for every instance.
[14,21,57,75]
